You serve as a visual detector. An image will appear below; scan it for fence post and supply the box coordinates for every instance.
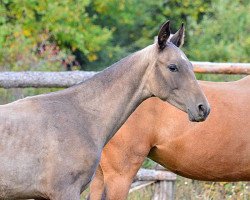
[129,168,176,198]
[152,180,175,200]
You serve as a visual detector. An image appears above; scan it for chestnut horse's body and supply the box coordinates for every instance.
[90,77,250,200]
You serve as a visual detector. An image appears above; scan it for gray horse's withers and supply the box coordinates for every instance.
[0,21,209,200]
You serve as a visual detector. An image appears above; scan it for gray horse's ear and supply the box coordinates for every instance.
[158,20,171,50]
[170,23,185,47]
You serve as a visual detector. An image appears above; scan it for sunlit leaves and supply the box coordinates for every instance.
[0,0,112,71]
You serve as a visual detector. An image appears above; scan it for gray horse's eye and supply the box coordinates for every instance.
[168,64,178,72]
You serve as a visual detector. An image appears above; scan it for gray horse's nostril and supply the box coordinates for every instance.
[198,104,206,117]
[198,104,205,111]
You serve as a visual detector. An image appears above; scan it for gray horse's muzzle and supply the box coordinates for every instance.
[188,104,210,122]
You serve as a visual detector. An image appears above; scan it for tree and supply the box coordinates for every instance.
[0,0,212,71]
[85,0,211,70]
[0,0,112,71]
[185,0,250,81]
[186,0,250,63]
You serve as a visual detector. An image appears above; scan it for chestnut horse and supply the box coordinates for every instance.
[89,77,250,200]
[0,21,209,200]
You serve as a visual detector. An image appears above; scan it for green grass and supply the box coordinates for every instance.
[175,177,250,200]
[195,74,246,82]
[126,176,250,200]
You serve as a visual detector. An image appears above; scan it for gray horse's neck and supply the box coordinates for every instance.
[73,45,156,147]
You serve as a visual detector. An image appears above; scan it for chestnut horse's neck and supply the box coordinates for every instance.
[72,45,157,147]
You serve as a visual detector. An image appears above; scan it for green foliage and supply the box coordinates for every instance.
[1,0,248,72]
[0,0,211,71]
[86,0,211,70]
[0,0,112,71]
[186,0,250,63]
[185,0,250,81]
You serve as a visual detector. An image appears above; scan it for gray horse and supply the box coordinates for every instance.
[0,21,209,200]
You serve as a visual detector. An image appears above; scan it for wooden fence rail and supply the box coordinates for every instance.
[192,62,250,74]
[130,168,176,200]
[0,62,249,88]
[0,71,96,88]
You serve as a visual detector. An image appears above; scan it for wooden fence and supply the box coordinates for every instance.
[131,166,176,200]
[192,61,250,74]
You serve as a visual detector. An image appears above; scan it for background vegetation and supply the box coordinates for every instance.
[0,0,250,199]
[1,0,249,73]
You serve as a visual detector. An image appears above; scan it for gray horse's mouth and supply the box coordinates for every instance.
[188,109,206,122]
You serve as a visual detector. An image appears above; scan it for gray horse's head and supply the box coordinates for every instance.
[147,21,210,122]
